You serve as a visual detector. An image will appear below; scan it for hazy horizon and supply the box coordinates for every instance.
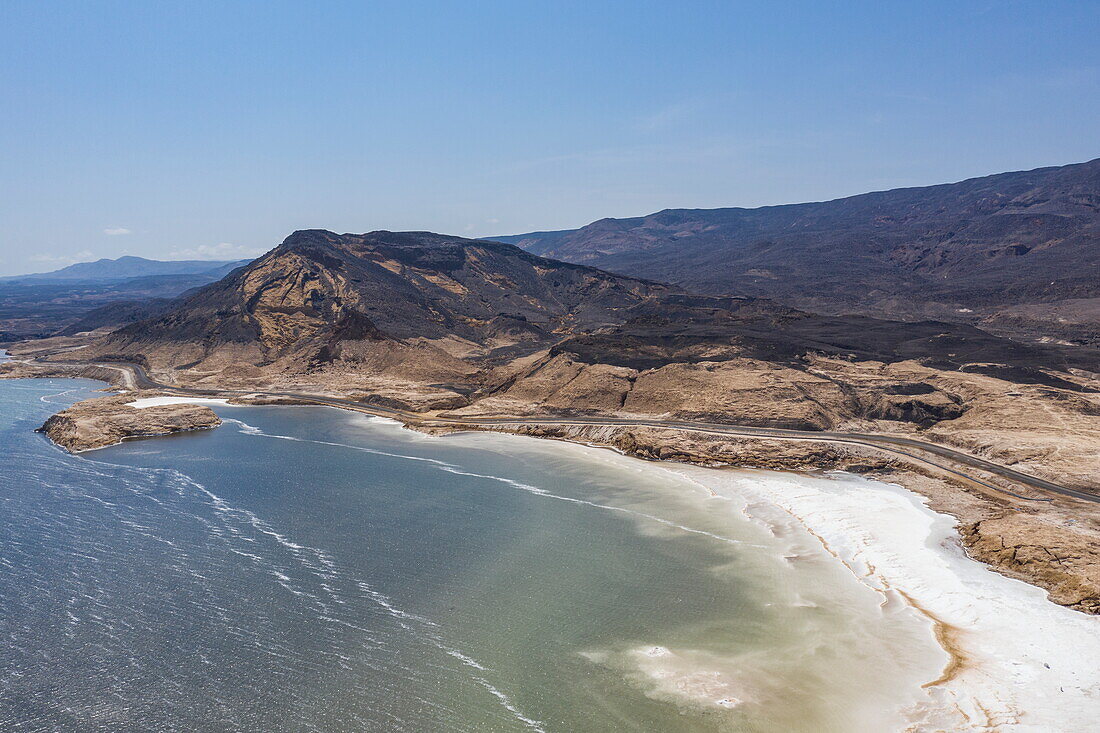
[3,1,1098,275]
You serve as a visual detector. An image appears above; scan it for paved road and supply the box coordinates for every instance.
[82,359,1100,505]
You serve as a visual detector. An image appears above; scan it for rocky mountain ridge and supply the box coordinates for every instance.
[95,229,671,380]
[61,228,1099,468]
[493,158,1100,341]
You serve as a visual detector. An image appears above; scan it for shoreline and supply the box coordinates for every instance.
[447,420,1100,615]
[663,463,1100,730]
[388,415,1100,729]
[9,376,1100,728]
[6,359,1098,614]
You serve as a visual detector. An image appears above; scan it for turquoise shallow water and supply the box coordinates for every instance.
[0,379,944,731]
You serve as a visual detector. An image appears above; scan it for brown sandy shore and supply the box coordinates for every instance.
[3,357,1099,615]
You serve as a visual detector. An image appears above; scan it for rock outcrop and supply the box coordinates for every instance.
[38,393,221,452]
[963,514,1100,614]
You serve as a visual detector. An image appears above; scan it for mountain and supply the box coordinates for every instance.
[70,225,1098,493]
[492,158,1100,341]
[89,228,1098,416]
[0,260,254,341]
[55,298,178,336]
[98,230,672,379]
[3,255,251,282]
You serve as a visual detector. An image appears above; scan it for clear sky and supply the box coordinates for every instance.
[1,1,1098,275]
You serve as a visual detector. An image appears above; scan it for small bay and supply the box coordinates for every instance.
[0,379,945,732]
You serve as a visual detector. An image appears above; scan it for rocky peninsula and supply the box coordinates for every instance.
[37,391,222,452]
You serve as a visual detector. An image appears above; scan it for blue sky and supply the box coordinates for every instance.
[1,0,1097,275]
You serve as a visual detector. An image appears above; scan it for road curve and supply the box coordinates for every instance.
[83,359,1100,505]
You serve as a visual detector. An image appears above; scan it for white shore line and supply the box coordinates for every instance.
[344,412,1100,729]
[666,464,1100,731]
[126,396,231,409]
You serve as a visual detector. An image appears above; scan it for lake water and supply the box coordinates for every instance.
[0,378,947,731]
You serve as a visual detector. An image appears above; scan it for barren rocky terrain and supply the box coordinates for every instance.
[36,391,221,452]
[495,158,1100,344]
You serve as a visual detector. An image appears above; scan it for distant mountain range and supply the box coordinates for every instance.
[3,256,250,283]
[0,257,254,340]
[492,158,1100,342]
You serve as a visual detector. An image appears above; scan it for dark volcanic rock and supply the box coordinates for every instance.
[84,226,1100,397]
[493,158,1100,335]
[56,298,177,335]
